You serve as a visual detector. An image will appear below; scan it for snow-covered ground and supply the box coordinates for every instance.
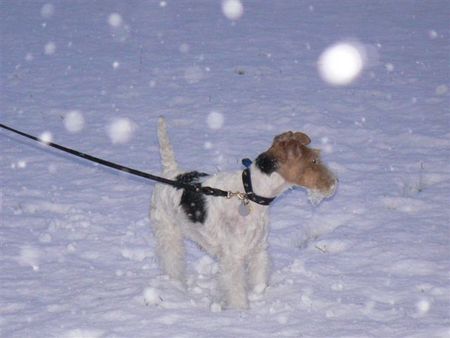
[1,1,449,337]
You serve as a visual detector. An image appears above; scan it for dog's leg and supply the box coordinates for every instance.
[219,255,248,309]
[248,247,270,293]
[152,208,185,282]
[156,223,185,282]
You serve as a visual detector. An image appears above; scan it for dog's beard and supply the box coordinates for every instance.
[307,182,337,206]
[307,189,328,206]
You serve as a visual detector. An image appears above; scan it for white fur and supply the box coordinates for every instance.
[151,118,294,309]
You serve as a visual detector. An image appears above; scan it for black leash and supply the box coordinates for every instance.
[0,123,275,205]
[0,123,227,197]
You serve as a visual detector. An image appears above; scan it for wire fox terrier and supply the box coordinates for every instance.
[150,118,337,309]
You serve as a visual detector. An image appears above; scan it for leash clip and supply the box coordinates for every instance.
[227,191,251,217]
[227,191,248,203]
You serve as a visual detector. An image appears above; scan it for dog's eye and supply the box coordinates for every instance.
[312,159,318,165]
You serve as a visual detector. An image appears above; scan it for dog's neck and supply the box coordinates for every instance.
[248,163,291,199]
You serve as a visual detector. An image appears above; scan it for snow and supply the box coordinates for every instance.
[1,1,449,337]
[143,287,163,306]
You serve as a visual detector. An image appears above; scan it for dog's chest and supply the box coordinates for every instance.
[208,202,269,250]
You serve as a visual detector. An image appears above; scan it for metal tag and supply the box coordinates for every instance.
[238,201,251,217]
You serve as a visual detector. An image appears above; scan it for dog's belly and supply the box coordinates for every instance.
[181,210,269,258]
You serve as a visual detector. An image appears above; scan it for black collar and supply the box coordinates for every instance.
[241,159,276,206]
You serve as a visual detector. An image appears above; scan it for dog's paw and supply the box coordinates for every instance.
[228,300,249,310]
[248,283,267,302]
[253,283,267,294]
[210,302,222,312]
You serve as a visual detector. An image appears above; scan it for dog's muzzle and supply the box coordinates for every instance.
[307,177,338,206]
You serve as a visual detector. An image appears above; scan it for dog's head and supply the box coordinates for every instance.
[256,131,337,205]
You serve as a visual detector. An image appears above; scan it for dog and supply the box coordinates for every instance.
[150,117,337,309]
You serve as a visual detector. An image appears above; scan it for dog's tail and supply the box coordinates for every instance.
[157,117,178,175]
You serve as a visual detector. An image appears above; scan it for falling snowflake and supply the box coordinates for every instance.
[18,246,41,271]
[64,110,85,133]
[39,131,53,144]
[207,111,225,130]
[385,63,395,72]
[25,53,34,62]
[318,42,366,86]
[435,84,448,96]
[108,13,123,28]
[44,42,56,55]
[40,3,55,19]
[107,118,136,144]
[179,43,190,54]
[221,0,244,21]
[107,12,130,42]
[428,30,438,39]
[416,298,431,316]
[184,66,204,84]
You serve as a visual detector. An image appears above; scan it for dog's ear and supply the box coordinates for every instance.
[272,131,293,145]
[272,131,311,146]
[270,131,311,163]
[293,132,311,146]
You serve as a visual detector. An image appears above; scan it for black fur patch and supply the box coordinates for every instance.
[255,152,278,175]
[176,171,209,224]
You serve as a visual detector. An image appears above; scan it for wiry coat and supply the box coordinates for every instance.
[150,118,337,309]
